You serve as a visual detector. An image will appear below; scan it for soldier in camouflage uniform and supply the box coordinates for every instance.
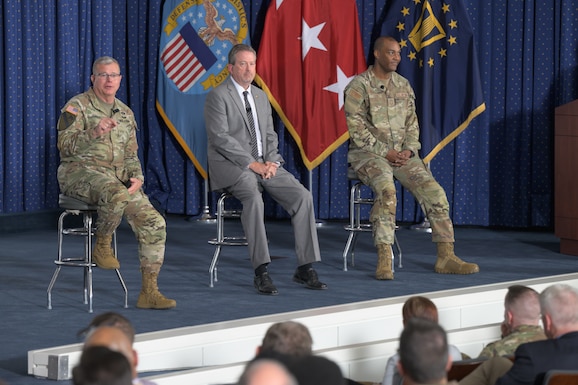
[57,56,175,309]
[478,285,546,358]
[344,36,479,280]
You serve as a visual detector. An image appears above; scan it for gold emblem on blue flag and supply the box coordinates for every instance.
[157,0,250,177]
[378,0,485,162]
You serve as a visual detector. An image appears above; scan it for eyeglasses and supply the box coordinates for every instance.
[385,50,402,57]
[94,73,121,79]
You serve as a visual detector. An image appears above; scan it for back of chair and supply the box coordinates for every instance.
[541,370,578,385]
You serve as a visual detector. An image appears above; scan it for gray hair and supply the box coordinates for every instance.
[540,284,578,326]
[92,56,120,74]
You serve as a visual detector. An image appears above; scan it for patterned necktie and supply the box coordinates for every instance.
[243,91,259,160]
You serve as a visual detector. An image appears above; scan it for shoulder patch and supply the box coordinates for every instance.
[59,112,77,131]
[65,105,79,115]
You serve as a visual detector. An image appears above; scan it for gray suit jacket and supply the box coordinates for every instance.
[204,78,284,190]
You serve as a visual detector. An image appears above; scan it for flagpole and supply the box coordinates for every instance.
[309,169,325,227]
[197,178,216,222]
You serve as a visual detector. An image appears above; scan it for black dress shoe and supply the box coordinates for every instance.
[254,272,279,295]
[293,268,328,290]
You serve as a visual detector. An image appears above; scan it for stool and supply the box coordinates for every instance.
[208,192,247,287]
[343,171,402,271]
[47,194,128,313]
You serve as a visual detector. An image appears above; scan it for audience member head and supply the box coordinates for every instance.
[402,296,439,325]
[502,285,541,335]
[237,358,297,385]
[398,318,450,385]
[288,355,346,385]
[78,312,135,343]
[83,326,138,380]
[540,283,578,339]
[72,346,132,385]
[258,321,313,357]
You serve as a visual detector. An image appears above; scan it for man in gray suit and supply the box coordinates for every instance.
[204,44,327,295]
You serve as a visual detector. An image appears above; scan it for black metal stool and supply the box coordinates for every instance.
[208,192,247,287]
[47,194,128,312]
[343,170,402,271]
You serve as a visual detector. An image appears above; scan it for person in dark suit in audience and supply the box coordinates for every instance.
[254,320,360,385]
[289,355,346,385]
[204,43,327,295]
[72,346,133,385]
[459,283,578,385]
[397,318,457,385]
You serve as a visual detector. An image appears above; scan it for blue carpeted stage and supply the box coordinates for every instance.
[1,215,576,385]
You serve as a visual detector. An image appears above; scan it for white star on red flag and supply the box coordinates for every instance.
[323,65,356,109]
[256,0,367,169]
[301,19,327,59]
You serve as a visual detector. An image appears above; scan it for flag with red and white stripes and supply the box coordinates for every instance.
[156,0,250,178]
[160,23,217,93]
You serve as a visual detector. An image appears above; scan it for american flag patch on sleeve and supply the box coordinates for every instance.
[65,105,78,115]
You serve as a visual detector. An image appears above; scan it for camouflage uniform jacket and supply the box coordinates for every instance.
[478,324,546,358]
[344,66,421,168]
[57,87,144,185]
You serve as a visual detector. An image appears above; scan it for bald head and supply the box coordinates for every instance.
[238,359,297,385]
[83,326,137,379]
[374,36,398,52]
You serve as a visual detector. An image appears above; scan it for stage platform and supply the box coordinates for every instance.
[0,214,576,385]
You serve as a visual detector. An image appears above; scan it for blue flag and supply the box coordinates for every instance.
[156,0,251,178]
[378,0,485,163]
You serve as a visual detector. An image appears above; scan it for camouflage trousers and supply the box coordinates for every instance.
[352,156,454,246]
[58,165,166,270]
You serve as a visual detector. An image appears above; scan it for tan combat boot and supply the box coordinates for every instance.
[92,235,120,270]
[376,244,394,280]
[435,242,479,274]
[136,269,176,309]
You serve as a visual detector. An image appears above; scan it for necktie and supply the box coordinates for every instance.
[243,91,259,160]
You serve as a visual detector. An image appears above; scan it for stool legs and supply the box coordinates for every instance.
[394,232,402,268]
[208,194,227,287]
[47,209,128,312]
[343,182,403,272]
[208,193,247,287]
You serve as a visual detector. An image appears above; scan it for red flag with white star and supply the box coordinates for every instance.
[255,0,366,170]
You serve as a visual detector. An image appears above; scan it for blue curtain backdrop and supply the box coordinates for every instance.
[0,0,577,228]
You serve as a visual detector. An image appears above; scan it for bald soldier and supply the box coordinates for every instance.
[344,36,479,280]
